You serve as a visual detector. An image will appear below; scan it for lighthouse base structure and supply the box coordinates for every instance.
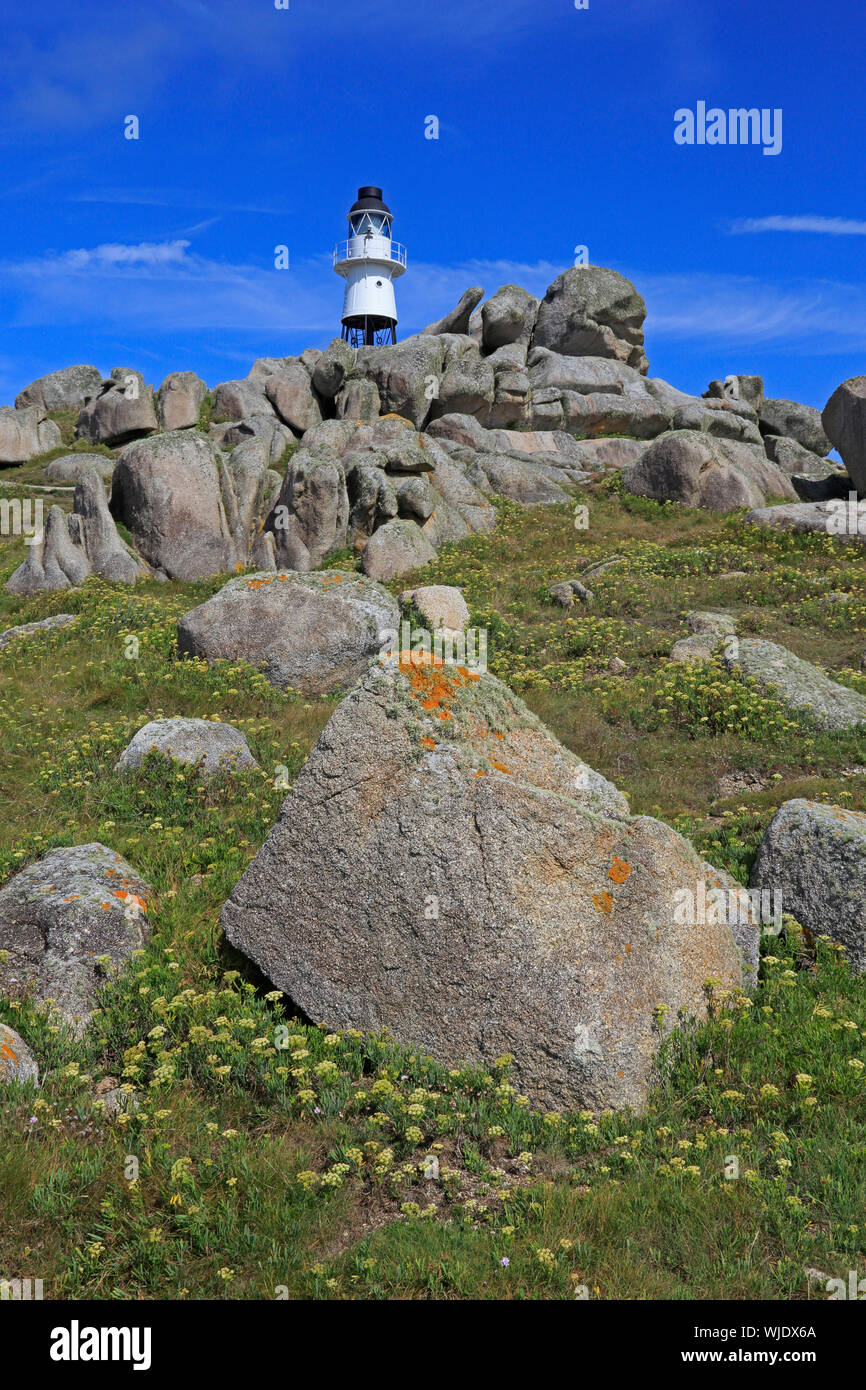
[341,316,397,348]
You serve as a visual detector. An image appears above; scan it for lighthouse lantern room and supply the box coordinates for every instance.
[333,186,407,347]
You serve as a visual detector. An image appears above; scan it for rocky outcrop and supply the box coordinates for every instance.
[220,655,753,1113]
[76,369,158,446]
[746,499,866,546]
[360,517,437,581]
[750,800,866,974]
[481,285,539,352]
[15,364,103,413]
[264,364,323,435]
[758,397,831,456]
[0,844,151,1032]
[110,430,272,581]
[43,453,115,485]
[0,405,62,463]
[6,468,148,596]
[401,584,470,636]
[822,376,866,496]
[622,431,797,511]
[531,266,649,375]
[115,717,258,776]
[177,569,400,694]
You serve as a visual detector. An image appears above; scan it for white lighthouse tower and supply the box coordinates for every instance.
[333,186,407,346]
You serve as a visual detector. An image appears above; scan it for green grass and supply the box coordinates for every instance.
[0,480,864,1300]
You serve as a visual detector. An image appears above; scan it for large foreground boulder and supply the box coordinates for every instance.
[724,639,866,732]
[750,800,866,975]
[177,569,400,694]
[822,376,866,496]
[115,718,258,776]
[622,431,797,510]
[221,656,753,1112]
[0,844,151,1032]
[531,267,649,375]
[15,364,103,413]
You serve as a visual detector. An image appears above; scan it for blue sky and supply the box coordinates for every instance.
[1,0,864,411]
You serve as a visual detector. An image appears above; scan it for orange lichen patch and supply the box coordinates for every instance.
[593,891,613,915]
[113,890,148,913]
[63,894,80,902]
[625,943,632,954]
[234,562,245,573]
[100,903,111,911]
[489,760,511,775]
[399,651,480,717]
[474,769,487,778]
[419,736,436,751]
[246,578,274,590]
[436,711,452,722]
[608,858,632,885]
[1,1042,17,1062]
[493,731,504,740]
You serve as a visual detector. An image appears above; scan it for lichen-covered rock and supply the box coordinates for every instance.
[111,430,270,580]
[622,431,797,511]
[15,364,103,413]
[724,639,866,732]
[481,285,539,352]
[0,1024,38,1086]
[746,499,866,546]
[758,397,831,456]
[532,267,649,374]
[750,799,866,974]
[0,844,151,1032]
[76,369,158,446]
[264,365,323,435]
[0,405,62,462]
[115,718,258,776]
[220,656,751,1112]
[156,371,208,431]
[177,569,399,694]
[360,517,438,581]
[43,453,115,485]
[401,584,470,635]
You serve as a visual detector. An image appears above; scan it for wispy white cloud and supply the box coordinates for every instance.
[2,241,865,359]
[730,215,866,236]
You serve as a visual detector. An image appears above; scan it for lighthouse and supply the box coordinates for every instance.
[333,186,407,347]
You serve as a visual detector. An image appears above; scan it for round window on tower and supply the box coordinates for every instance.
[376,279,383,287]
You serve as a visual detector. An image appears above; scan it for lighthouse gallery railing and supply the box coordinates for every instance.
[333,239,408,269]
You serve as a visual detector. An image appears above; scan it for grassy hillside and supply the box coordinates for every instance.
[1,484,865,1300]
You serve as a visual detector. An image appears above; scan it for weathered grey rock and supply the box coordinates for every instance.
[15,364,103,413]
[0,1024,38,1086]
[764,433,834,477]
[704,375,764,411]
[670,400,763,444]
[481,285,539,352]
[0,405,62,462]
[724,639,866,732]
[688,610,736,636]
[423,287,485,337]
[356,335,447,429]
[430,345,495,420]
[528,348,643,395]
[532,266,648,374]
[759,397,831,456]
[265,443,349,572]
[264,365,323,435]
[43,453,115,485]
[562,389,670,440]
[346,461,398,550]
[746,499,866,546]
[0,844,151,1031]
[311,339,356,400]
[211,378,274,423]
[6,469,147,595]
[111,430,270,580]
[76,370,158,446]
[360,517,438,581]
[750,800,866,974]
[822,377,866,495]
[247,355,298,385]
[335,375,381,422]
[671,611,736,664]
[622,431,797,511]
[211,413,292,465]
[220,656,750,1112]
[115,718,258,776]
[466,451,571,505]
[156,371,208,431]
[401,584,470,635]
[178,569,399,694]
[0,613,75,651]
